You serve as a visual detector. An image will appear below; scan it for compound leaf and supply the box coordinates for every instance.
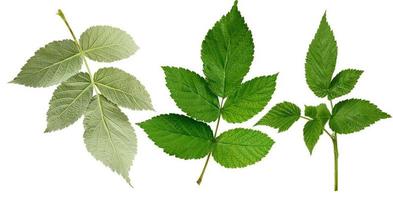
[256,102,301,132]
[94,67,153,110]
[46,72,93,132]
[329,99,390,134]
[163,66,219,122]
[11,40,82,87]
[138,114,214,159]
[305,13,337,97]
[80,26,138,62]
[328,69,363,99]
[212,128,274,168]
[202,1,254,97]
[222,74,277,123]
[83,95,137,185]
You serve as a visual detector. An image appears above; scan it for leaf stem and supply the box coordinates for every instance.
[196,98,225,185]
[332,133,339,191]
[329,99,334,111]
[57,9,99,94]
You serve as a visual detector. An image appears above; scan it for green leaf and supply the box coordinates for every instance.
[202,1,254,97]
[304,103,330,126]
[79,26,138,62]
[256,102,301,132]
[163,66,219,122]
[303,120,324,154]
[212,128,274,168]
[329,99,390,134]
[222,74,277,123]
[138,114,214,159]
[11,40,82,87]
[46,72,93,132]
[305,13,337,97]
[328,69,363,99]
[83,95,136,185]
[94,67,153,110]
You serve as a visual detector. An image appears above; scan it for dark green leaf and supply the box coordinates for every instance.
[329,99,390,134]
[256,102,301,132]
[138,114,214,159]
[212,128,274,168]
[163,66,219,122]
[222,74,277,123]
[202,1,254,97]
[305,13,337,97]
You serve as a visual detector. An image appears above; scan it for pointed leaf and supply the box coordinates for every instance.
[163,66,219,122]
[256,102,301,132]
[329,99,390,134]
[94,67,153,110]
[303,120,324,154]
[212,128,274,168]
[305,13,337,97]
[222,74,277,123]
[328,69,363,99]
[83,95,136,184]
[46,72,93,132]
[202,1,254,97]
[80,26,138,62]
[138,114,214,159]
[12,40,82,87]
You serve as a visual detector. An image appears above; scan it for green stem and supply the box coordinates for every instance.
[196,98,225,185]
[332,133,339,191]
[57,9,99,94]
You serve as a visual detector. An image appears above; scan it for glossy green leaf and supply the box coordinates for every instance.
[305,13,337,97]
[163,66,219,122]
[80,26,138,62]
[256,102,301,132]
[202,1,254,97]
[11,40,82,87]
[212,128,274,168]
[222,74,277,123]
[94,67,153,110]
[83,95,137,185]
[329,99,390,134]
[138,114,214,159]
[328,69,363,99]
[46,72,93,132]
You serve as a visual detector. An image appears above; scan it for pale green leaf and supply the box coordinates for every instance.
[202,1,254,97]
[256,102,301,132]
[305,13,337,97]
[222,74,277,123]
[83,95,136,185]
[80,26,138,62]
[12,40,82,87]
[138,114,214,159]
[212,128,274,168]
[303,120,324,154]
[328,69,363,99]
[329,99,390,134]
[163,66,219,122]
[94,67,153,110]
[46,72,93,132]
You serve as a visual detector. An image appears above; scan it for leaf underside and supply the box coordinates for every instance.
[46,72,93,132]
[12,40,82,87]
[83,95,137,185]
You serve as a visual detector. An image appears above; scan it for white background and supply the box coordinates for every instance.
[1,0,392,199]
